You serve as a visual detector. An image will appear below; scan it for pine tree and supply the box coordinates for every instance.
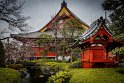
[102,0,124,41]
[0,40,6,68]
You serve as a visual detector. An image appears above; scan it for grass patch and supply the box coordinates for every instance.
[69,68,124,83]
[0,68,21,83]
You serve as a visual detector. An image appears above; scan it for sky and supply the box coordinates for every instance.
[0,0,106,34]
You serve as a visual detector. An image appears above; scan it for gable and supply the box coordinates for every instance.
[92,26,113,42]
[58,7,70,16]
[38,1,89,32]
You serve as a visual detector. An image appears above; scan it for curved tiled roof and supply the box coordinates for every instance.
[79,17,113,41]
[72,17,113,47]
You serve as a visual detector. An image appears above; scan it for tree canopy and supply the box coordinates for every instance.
[102,0,124,41]
[0,0,30,66]
[102,0,124,55]
[0,0,30,35]
[61,18,85,42]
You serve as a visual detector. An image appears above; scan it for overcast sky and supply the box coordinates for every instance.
[0,0,106,33]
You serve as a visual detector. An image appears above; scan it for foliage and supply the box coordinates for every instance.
[57,39,82,62]
[20,60,124,83]
[102,0,124,41]
[0,40,6,68]
[33,60,70,71]
[58,40,68,51]
[111,47,124,55]
[61,18,85,42]
[71,48,82,61]
[69,59,81,68]
[19,60,71,83]
[57,40,69,61]
[35,59,56,63]
[18,68,28,79]
[69,68,124,83]
[4,41,34,64]
[36,34,54,58]
[37,34,53,45]
[45,62,70,72]
[58,18,85,62]
[7,64,23,70]
[102,0,124,55]
[0,0,30,33]
[47,71,71,83]
[25,60,70,75]
[0,68,21,83]
[116,68,124,74]
[19,61,42,83]
[64,18,83,29]
[111,47,124,62]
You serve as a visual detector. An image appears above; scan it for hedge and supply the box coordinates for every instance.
[0,68,21,83]
[47,71,71,83]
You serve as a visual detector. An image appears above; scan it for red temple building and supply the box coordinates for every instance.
[75,17,123,68]
[11,1,89,59]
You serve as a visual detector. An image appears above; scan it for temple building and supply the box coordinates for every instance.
[74,17,123,68]
[11,1,89,59]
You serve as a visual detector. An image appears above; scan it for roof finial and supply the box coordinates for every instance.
[61,0,67,8]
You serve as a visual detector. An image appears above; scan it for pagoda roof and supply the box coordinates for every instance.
[72,17,114,47]
[39,0,89,32]
[78,17,113,41]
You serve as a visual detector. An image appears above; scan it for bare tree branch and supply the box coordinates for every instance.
[0,0,30,36]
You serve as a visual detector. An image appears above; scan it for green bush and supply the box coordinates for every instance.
[47,71,71,83]
[30,60,70,73]
[0,68,21,83]
[36,59,55,62]
[70,60,81,68]
[45,62,70,72]
[116,68,124,74]
[8,64,23,70]
[18,68,28,78]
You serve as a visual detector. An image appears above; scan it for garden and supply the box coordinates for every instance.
[0,0,124,83]
[1,59,124,83]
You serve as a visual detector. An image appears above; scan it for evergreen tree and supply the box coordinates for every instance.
[102,0,124,41]
[0,40,6,67]
[102,0,124,56]
[36,34,53,58]
[59,18,85,62]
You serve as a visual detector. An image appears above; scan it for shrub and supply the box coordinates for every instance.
[70,60,81,68]
[116,68,124,74]
[39,62,70,77]
[36,59,55,62]
[46,62,70,72]
[18,68,28,78]
[8,64,23,70]
[0,68,21,83]
[47,71,71,83]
